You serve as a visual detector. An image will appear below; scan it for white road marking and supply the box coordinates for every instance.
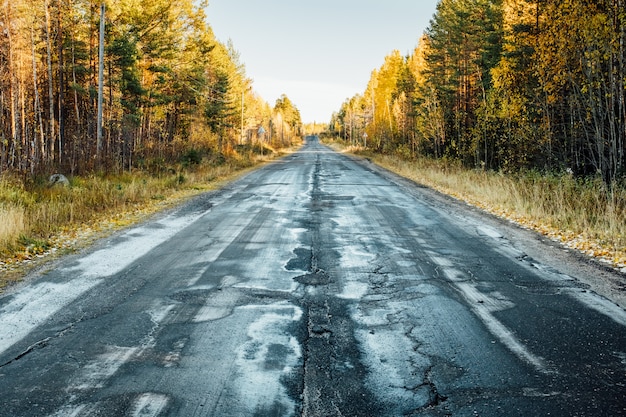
[234,302,302,415]
[50,303,176,415]
[567,289,626,327]
[337,280,369,300]
[470,299,547,371]
[46,404,87,417]
[476,225,504,239]
[67,213,204,279]
[69,346,139,390]
[193,287,240,323]
[0,279,101,356]
[428,257,549,373]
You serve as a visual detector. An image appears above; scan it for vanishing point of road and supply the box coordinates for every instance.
[1,137,625,416]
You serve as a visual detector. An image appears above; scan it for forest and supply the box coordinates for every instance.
[331,0,626,186]
[0,0,302,176]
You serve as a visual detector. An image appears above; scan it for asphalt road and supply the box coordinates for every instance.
[1,137,625,416]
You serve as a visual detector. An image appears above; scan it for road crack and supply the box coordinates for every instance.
[0,323,74,368]
[296,151,383,416]
[404,366,448,413]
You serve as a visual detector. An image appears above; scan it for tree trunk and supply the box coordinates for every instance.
[3,3,15,169]
[96,2,105,162]
[32,27,45,171]
[45,0,56,165]
[57,0,65,165]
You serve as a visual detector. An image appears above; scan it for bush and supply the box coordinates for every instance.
[181,149,203,167]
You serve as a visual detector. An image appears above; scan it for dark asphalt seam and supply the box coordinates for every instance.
[0,324,73,368]
[299,152,326,414]
[297,150,384,416]
[0,337,53,368]
[423,366,448,408]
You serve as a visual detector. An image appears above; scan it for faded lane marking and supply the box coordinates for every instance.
[0,279,101,356]
[234,302,302,415]
[69,346,139,390]
[47,404,87,417]
[429,255,549,373]
[567,289,626,327]
[193,287,240,323]
[50,302,175,415]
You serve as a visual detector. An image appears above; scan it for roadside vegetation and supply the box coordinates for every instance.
[0,0,304,289]
[331,1,626,186]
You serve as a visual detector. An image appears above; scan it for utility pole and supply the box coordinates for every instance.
[96,2,105,162]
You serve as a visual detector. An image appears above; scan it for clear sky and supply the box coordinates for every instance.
[206,1,440,123]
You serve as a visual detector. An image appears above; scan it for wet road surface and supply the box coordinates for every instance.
[1,137,625,416]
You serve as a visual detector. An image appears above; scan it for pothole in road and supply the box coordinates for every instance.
[285,247,312,272]
[169,289,213,305]
[293,269,331,286]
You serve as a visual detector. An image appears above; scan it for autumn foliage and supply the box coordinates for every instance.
[332,0,626,185]
[0,0,304,275]
[330,0,626,269]
[0,0,302,175]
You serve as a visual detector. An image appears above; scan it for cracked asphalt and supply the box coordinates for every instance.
[1,137,625,416]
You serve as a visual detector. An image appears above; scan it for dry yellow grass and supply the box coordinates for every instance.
[0,203,25,249]
[336,144,626,271]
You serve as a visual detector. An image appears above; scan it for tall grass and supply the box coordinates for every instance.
[358,151,626,268]
[0,203,25,249]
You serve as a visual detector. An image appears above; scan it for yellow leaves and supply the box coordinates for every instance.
[408,36,431,85]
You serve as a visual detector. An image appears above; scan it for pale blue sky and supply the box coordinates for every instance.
[206,1,440,123]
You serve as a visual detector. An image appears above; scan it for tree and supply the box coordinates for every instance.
[370,50,405,151]
[332,0,626,183]
[425,0,503,164]
[540,0,626,182]
[273,94,302,147]
[204,70,234,153]
[0,0,287,176]
[410,36,446,158]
